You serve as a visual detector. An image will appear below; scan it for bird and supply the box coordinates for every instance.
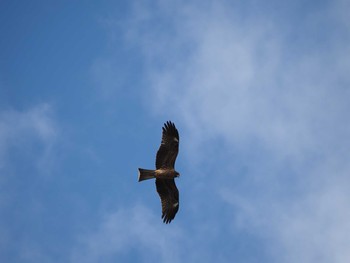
[138,121,180,224]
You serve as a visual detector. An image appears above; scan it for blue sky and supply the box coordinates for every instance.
[1,0,350,262]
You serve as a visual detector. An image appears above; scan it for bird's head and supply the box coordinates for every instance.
[175,171,180,177]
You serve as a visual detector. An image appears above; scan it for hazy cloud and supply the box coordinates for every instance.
[114,0,350,262]
[0,103,57,174]
[71,205,184,263]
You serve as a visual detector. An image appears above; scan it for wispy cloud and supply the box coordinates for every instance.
[110,0,350,262]
[0,103,59,261]
[0,103,58,175]
[220,159,350,262]
[71,204,184,263]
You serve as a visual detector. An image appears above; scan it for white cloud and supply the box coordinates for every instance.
[0,103,58,174]
[71,205,185,263]
[115,0,350,262]
[71,202,248,263]
[276,184,350,263]
[221,159,350,263]
[0,103,59,262]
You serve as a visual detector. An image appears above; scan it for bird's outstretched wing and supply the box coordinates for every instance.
[156,121,179,169]
[156,178,179,224]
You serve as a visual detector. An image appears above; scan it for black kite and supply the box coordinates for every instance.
[138,121,180,224]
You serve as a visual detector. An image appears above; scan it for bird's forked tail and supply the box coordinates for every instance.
[138,168,156,182]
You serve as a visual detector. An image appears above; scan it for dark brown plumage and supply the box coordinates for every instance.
[138,121,180,224]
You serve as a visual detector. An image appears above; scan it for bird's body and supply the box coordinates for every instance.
[138,168,179,181]
[155,168,179,179]
[138,121,180,224]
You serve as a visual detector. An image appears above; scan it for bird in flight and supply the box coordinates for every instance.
[138,121,180,224]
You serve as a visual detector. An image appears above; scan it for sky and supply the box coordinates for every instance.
[1,0,350,262]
